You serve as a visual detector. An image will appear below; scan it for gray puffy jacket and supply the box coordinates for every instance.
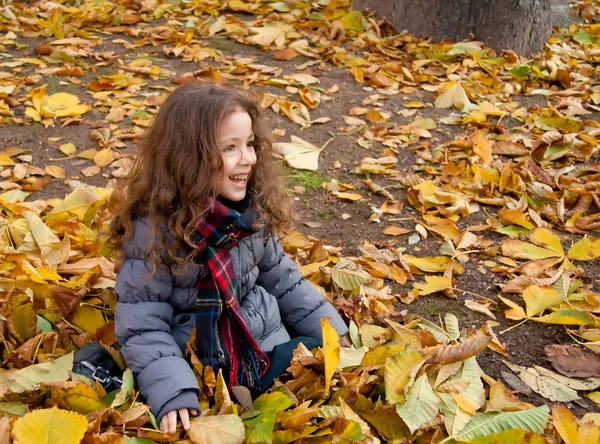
[114,218,348,421]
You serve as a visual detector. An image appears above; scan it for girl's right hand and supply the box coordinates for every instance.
[160,408,199,434]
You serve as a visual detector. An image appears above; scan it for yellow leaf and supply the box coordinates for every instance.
[81,166,100,177]
[44,93,78,111]
[77,149,97,160]
[366,109,387,124]
[404,255,452,273]
[188,415,245,444]
[334,191,363,201]
[70,305,106,336]
[384,351,422,405]
[59,143,76,156]
[498,296,527,321]
[25,107,41,121]
[383,226,410,236]
[471,130,492,165]
[579,421,600,444]
[501,239,563,261]
[530,227,564,256]
[531,310,595,326]
[434,82,471,110]
[60,381,106,414]
[414,276,452,296]
[30,85,46,113]
[248,26,286,47]
[451,392,477,415]
[54,104,90,118]
[522,285,562,317]
[321,318,340,395]
[12,406,87,444]
[45,165,65,179]
[552,405,579,444]
[588,392,600,407]
[273,136,321,171]
[92,148,114,167]
[568,237,600,261]
[380,200,403,214]
[498,209,534,229]
[0,154,15,166]
[35,266,63,281]
[22,211,63,266]
[360,324,391,349]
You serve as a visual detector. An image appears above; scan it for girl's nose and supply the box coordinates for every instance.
[240,145,257,166]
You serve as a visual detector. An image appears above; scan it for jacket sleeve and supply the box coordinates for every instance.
[256,234,348,340]
[114,219,200,422]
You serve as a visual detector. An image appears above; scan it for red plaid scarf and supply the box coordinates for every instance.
[190,197,269,391]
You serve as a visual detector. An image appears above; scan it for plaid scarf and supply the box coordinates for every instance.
[190,197,270,391]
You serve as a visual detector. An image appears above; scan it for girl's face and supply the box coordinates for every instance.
[212,109,257,202]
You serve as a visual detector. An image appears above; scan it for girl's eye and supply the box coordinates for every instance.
[247,141,255,148]
[223,145,236,152]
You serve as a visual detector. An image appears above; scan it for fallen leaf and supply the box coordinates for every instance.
[545,344,600,378]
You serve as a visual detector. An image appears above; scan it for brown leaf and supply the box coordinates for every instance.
[422,334,491,365]
[545,344,600,378]
[272,48,298,60]
[21,176,51,191]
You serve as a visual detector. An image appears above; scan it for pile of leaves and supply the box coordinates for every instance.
[2,0,600,442]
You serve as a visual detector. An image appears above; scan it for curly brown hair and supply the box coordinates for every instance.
[108,82,292,274]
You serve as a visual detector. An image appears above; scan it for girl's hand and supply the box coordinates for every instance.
[160,408,199,434]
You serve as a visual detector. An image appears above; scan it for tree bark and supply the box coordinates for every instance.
[353,0,552,55]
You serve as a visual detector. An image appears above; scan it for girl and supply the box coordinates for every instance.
[109,83,348,434]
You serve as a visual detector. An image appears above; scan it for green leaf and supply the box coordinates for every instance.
[396,374,439,434]
[509,65,531,77]
[439,392,473,436]
[531,309,595,326]
[245,392,293,444]
[349,320,362,348]
[36,315,54,334]
[573,30,596,45]
[444,313,460,341]
[0,401,27,417]
[338,11,363,32]
[450,406,550,441]
[447,42,483,55]
[453,358,486,411]
[331,267,371,291]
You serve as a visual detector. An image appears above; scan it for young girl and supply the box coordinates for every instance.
[109,83,348,434]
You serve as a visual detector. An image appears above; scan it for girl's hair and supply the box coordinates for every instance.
[108,82,292,273]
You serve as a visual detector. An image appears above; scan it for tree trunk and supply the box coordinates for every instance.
[353,0,552,55]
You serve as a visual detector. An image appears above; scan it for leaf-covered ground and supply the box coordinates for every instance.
[2,0,600,443]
